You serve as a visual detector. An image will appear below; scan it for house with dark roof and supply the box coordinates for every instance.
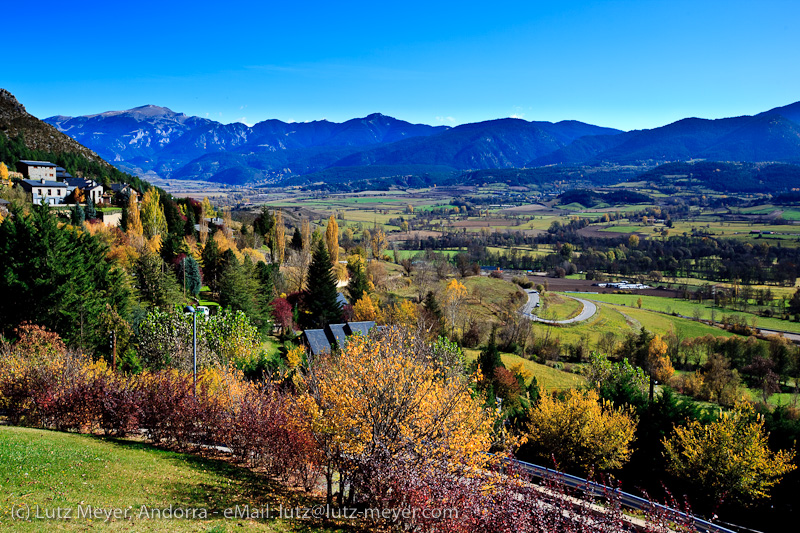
[64,177,103,205]
[18,179,69,205]
[16,160,57,181]
[301,321,385,357]
[55,166,73,180]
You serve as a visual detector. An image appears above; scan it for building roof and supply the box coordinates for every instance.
[336,293,348,307]
[303,329,332,357]
[20,179,67,189]
[327,323,348,349]
[64,178,101,189]
[109,183,133,192]
[18,160,57,167]
[345,321,376,336]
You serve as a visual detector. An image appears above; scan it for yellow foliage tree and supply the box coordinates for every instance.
[646,334,674,401]
[73,187,85,204]
[273,210,285,264]
[353,294,379,322]
[301,218,311,252]
[0,162,8,184]
[443,278,468,334]
[370,227,387,259]
[663,403,796,502]
[140,188,168,239]
[386,299,418,328]
[301,327,496,502]
[325,215,339,264]
[527,389,638,472]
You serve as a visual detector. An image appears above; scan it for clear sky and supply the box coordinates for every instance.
[4,0,798,131]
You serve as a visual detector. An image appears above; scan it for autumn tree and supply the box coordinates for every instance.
[645,334,674,402]
[663,403,796,502]
[443,278,468,335]
[353,294,379,322]
[272,209,285,264]
[0,162,8,184]
[301,326,496,505]
[527,389,638,473]
[370,227,387,259]
[125,193,143,239]
[325,215,339,264]
[301,218,311,252]
[140,188,168,240]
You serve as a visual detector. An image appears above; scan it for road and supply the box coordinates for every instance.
[520,290,598,325]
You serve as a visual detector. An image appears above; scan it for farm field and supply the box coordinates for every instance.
[462,349,585,392]
[582,293,800,334]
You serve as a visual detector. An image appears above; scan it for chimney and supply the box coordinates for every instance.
[40,178,45,184]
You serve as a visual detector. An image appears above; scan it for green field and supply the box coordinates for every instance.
[463,350,584,392]
[582,293,800,334]
[0,426,343,532]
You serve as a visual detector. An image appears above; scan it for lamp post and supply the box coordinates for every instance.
[184,305,197,396]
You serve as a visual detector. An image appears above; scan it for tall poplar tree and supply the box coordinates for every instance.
[326,215,339,264]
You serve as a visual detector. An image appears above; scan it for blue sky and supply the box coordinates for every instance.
[5,0,798,130]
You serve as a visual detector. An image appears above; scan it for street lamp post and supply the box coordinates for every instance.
[184,305,197,396]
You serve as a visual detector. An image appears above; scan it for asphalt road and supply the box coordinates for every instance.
[520,289,598,325]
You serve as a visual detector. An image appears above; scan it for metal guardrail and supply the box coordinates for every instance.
[508,458,743,533]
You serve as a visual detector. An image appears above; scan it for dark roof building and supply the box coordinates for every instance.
[301,321,381,357]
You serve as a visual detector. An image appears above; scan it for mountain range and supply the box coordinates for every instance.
[37,99,800,188]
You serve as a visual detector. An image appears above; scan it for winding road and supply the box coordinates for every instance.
[520,289,598,325]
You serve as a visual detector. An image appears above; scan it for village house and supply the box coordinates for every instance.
[64,177,104,205]
[15,160,58,180]
[17,178,70,205]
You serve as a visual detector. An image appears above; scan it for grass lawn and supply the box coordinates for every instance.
[0,426,351,532]
[538,293,583,321]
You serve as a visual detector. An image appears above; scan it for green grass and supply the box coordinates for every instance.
[582,293,800,334]
[538,293,583,320]
[0,426,347,532]
[463,350,584,392]
[598,225,644,233]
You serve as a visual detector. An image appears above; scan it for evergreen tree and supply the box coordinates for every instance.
[347,261,370,304]
[201,235,222,293]
[184,206,197,237]
[304,242,343,328]
[133,251,182,308]
[478,329,505,381]
[253,206,275,237]
[219,255,268,329]
[180,255,203,296]
[70,203,85,225]
[291,227,303,251]
[0,203,131,352]
[84,197,97,220]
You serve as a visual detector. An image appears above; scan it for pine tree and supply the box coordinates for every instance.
[347,261,369,304]
[84,197,97,220]
[478,329,505,382]
[181,255,203,296]
[70,203,85,225]
[304,242,343,328]
[219,254,266,328]
[291,227,303,250]
[0,202,131,352]
[201,236,222,293]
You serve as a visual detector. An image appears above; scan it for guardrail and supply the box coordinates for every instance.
[508,458,744,533]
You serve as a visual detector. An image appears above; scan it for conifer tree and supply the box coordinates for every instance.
[84,197,97,220]
[304,242,342,328]
[201,235,223,294]
[180,255,203,296]
[347,260,369,304]
[70,203,85,225]
[0,203,131,351]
